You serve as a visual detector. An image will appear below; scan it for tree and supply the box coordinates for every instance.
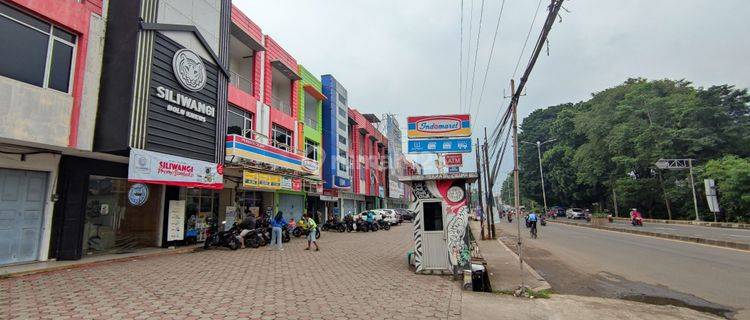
[701,156,750,222]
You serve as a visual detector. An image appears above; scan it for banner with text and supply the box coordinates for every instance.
[128,148,223,189]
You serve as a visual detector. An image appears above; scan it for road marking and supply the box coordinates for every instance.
[728,234,750,238]
[654,227,678,231]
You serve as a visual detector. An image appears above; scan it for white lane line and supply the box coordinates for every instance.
[654,227,678,231]
[728,234,750,238]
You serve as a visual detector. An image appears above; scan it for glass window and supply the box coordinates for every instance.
[0,3,76,92]
[305,139,318,161]
[338,122,347,131]
[339,163,347,173]
[338,107,347,118]
[423,202,443,231]
[227,106,253,138]
[48,40,73,92]
[337,92,347,105]
[181,188,218,242]
[338,135,347,145]
[339,150,347,158]
[272,124,293,151]
[304,94,318,128]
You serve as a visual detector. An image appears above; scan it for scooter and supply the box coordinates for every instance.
[631,216,643,226]
[242,228,266,248]
[203,219,240,250]
[540,216,547,226]
[292,223,322,239]
[377,219,391,231]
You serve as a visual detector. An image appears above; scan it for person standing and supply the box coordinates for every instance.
[304,212,319,251]
[269,211,287,250]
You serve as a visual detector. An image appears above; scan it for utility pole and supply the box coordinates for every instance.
[483,128,496,239]
[475,139,486,240]
[612,187,619,218]
[522,139,555,215]
[657,170,673,220]
[510,79,524,289]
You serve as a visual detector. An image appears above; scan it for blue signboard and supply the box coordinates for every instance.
[408,138,472,154]
[448,166,460,173]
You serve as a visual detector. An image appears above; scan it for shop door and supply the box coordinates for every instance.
[341,199,356,216]
[421,201,448,270]
[0,169,47,265]
[277,194,305,222]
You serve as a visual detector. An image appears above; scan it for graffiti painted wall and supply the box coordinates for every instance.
[410,179,469,273]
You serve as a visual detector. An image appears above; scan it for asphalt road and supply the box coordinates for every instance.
[559,217,750,245]
[494,220,750,319]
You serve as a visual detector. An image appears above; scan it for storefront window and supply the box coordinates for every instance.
[181,188,219,242]
[82,176,160,255]
[272,124,292,151]
[305,139,318,161]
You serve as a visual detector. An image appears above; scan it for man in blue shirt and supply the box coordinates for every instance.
[527,211,538,238]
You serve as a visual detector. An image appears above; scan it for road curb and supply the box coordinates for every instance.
[611,217,750,230]
[494,237,552,292]
[550,220,750,251]
[0,246,202,279]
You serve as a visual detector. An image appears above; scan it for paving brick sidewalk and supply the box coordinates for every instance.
[0,224,462,320]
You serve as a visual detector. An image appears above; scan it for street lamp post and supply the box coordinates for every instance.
[522,139,556,214]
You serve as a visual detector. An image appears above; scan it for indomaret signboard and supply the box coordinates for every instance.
[407,114,471,139]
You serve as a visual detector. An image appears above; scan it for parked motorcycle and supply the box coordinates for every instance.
[540,216,547,226]
[292,223,322,239]
[242,228,266,248]
[322,220,347,233]
[203,219,240,250]
[377,219,391,230]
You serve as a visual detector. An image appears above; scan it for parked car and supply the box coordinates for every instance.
[374,209,399,225]
[395,208,415,221]
[549,206,566,218]
[566,208,586,219]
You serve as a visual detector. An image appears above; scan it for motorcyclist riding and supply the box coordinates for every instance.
[630,208,643,226]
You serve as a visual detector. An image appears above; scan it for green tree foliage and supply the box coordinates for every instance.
[701,156,750,222]
[500,79,750,221]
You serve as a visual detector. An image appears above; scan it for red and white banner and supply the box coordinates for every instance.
[128,148,224,189]
[444,153,463,166]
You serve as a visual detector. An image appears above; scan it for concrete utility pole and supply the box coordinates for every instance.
[510,79,524,288]
[522,139,555,215]
[482,129,496,239]
[475,139,486,240]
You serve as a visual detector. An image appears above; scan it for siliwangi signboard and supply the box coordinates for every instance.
[407,114,471,139]
[129,148,224,189]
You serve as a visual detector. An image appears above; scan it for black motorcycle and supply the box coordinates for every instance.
[322,220,347,233]
[242,228,266,248]
[377,219,391,231]
[203,219,240,250]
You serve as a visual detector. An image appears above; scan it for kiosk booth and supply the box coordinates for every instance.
[401,173,477,275]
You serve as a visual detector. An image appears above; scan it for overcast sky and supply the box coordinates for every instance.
[236,0,750,190]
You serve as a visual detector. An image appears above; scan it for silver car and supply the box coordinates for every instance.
[566,208,586,219]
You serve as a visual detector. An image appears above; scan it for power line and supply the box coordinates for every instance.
[466,0,487,116]
[470,0,508,128]
[511,0,544,80]
[459,0,465,113]
[463,0,475,114]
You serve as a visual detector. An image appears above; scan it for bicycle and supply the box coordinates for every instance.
[530,221,538,239]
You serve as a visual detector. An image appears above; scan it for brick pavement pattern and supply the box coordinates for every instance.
[0,224,462,320]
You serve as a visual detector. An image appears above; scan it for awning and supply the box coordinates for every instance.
[303,84,327,101]
[271,60,301,80]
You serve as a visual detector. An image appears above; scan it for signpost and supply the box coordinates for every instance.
[407,138,472,154]
[655,158,701,221]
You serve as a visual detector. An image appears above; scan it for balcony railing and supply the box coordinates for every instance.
[229,71,253,94]
[271,96,292,116]
[304,116,318,128]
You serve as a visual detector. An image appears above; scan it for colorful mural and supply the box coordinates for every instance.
[410,179,470,273]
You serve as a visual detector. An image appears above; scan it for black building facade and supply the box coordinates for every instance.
[51,0,231,260]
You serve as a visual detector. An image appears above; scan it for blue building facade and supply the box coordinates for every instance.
[321,75,351,189]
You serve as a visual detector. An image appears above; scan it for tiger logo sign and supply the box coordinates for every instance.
[172,49,206,92]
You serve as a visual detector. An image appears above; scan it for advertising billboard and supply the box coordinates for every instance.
[408,138,472,154]
[407,114,471,138]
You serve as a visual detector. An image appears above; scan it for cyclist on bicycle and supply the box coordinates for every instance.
[527,211,538,238]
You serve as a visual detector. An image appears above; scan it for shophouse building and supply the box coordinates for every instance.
[223,8,319,225]
[0,0,107,265]
[348,108,388,212]
[49,0,231,261]
[321,75,352,217]
[297,66,325,220]
[379,114,414,209]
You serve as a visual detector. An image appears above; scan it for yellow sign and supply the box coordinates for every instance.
[243,171,281,190]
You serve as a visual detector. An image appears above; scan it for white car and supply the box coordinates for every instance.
[566,208,586,219]
[375,209,399,225]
